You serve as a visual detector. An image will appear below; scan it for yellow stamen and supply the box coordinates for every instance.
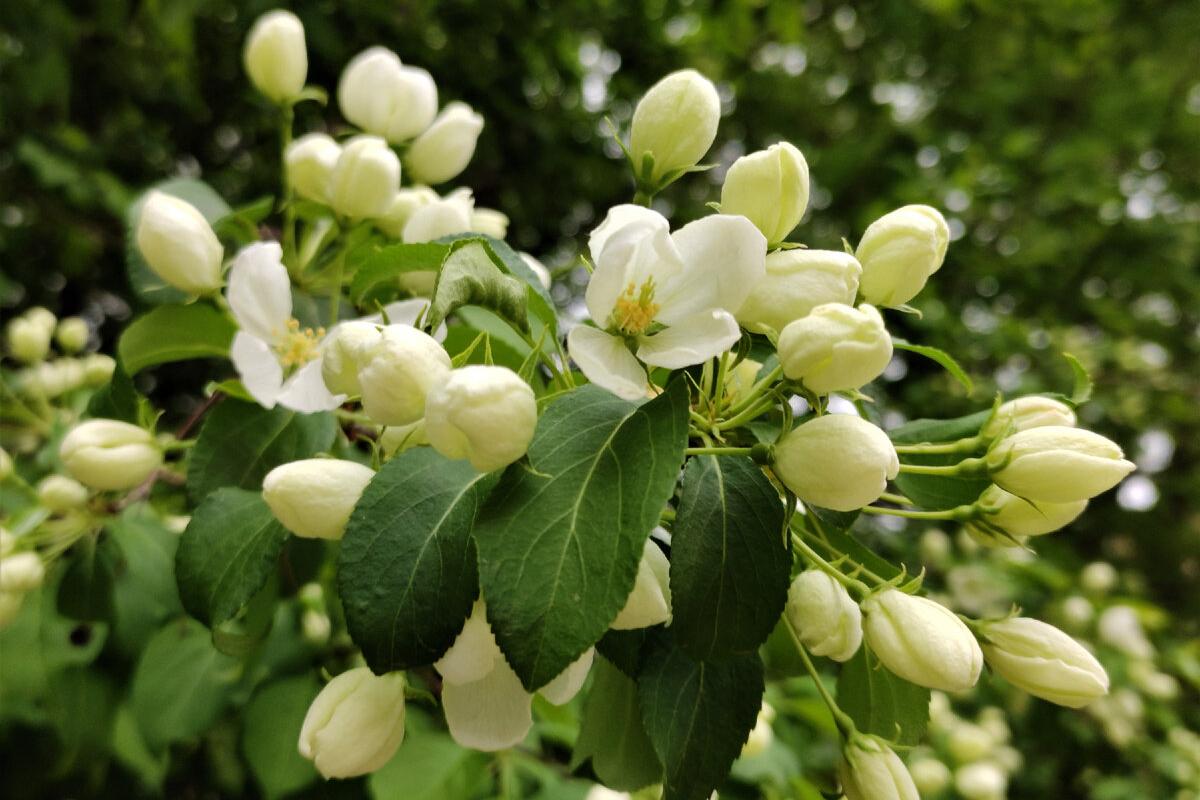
[611,279,660,336]
[274,318,325,368]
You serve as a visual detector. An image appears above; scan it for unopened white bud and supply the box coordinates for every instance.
[401,189,474,243]
[777,303,892,394]
[338,47,438,143]
[425,366,537,473]
[357,325,451,426]
[377,186,439,238]
[1128,660,1179,700]
[721,142,810,245]
[980,617,1109,708]
[919,528,952,566]
[262,459,375,540]
[54,317,89,354]
[861,589,983,692]
[785,570,863,662]
[60,419,162,491]
[286,133,341,204]
[986,426,1135,504]
[135,191,224,294]
[982,396,1077,439]
[329,136,402,220]
[855,204,949,307]
[7,316,53,364]
[299,667,406,778]
[968,484,1087,544]
[0,552,45,593]
[82,354,116,386]
[838,735,919,800]
[947,721,994,762]
[1097,605,1154,659]
[611,537,672,630]
[37,474,89,512]
[301,609,332,645]
[470,208,509,240]
[404,102,484,185]
[1080,561,1118,593]
[954,762,1008,800]
[909,758,951,796]
[320,321,382,396]
[1059,595,1095,630]
[736,249,861,335]
[630,70,720,184]
[24,307,57,334]
[774,415,899,512]
[243,10,307,103]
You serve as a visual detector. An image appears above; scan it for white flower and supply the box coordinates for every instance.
[861,589,983,693]
[401,188,476,243]
[243,10,307,103]
[404,102,485,185]
[979,617,1109,708]
[520,253,553,289]
[611,536,672,629]
[377,186,440,238]
[954,762,1007,800]
[357,325,451,426]
[298,667,406,778]
[567,205,766,400]
[470,208,509,240]
[338,47,438,143]
[1096,605,1155,659]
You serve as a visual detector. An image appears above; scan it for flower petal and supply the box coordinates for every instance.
[587,204,666,262]
[371,299,447,341]
[585,210,682,324]
[441,657,533,751]
[567,326,649,401]
[435,600,501,685]
[538,647,594,705]
[656,214,766,324]
[636,309,741,369]
[227,242,293,342]
[231,331,283,408]
[276,358,345,413]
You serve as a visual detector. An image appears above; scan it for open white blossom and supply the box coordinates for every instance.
[567,205,766,399]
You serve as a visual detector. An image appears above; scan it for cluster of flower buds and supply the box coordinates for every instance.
[4,308,111,398]
[909,697,1023,800]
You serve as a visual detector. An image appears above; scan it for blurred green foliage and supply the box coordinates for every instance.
[2,0,1198,797]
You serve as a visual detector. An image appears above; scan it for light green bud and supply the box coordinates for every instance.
[376,186,439,238]
[401,188,474,243]
[785,569,863,662]
[721,142,810,245]
[262,458,375,540]
[470,207,509,240]
[736,249,861,335]
[358,325,451,426]
[0,552,45,594]
[838,735,919,800]
[298,667,406,778]
[6,316,52,364]
[954,762,1007,800]
[982,395,1076,440]
[54,317,89,354]
[329,135,402,220]
[24,307,58,334]
[985,426,1135,504]
[980,617,1109,708]
[404,102,484,186]
[82,354,116,386]
[243,10,307,103]
[135,191,225,294]
[861,589,983,692]
[909,758,952,795]
[425,366,537,473]
[855,204,949,307]
[37,474,89,512]
[320,320,382,396]
[630,69,720,184]
[774,414,899,512]
[777,303,892,394]
[286,133,341,204]
[338,47,438,144]
[60,419,163,491]
[1080,560,1118,593]
[967,484,1087,544]
[947,721,994,762]
[1096,605,1154,659]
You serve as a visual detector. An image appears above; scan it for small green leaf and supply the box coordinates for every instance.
[107,507,184,657]
[572,656,662,791]
[339,449,496,673]
[892,338,973,396]
[187,399,336,503]
[671,456,790,659]
[242,674,320,799]
[175,488,289,627]
[367,720,491,800]
[638,631,765,800]
[118,303,236,374]
[349,242,451,305]
[427,241,529,333]
[476,381,689,690]
[1062,352,1093,405]
[837,645,930,745]
[56,533,119,622]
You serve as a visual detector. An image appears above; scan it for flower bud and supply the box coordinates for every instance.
[0,552,45,593]
[919,528,952,566]
[329,136,402,220]
[1080,561,1118,594]
[1059,595,1094,630]
[243,10,307,103]
[82,353,116,386]
[357,325,451,426]
[861,589,983,692]
[37,474,89,512]
[286,133,341,204]
[262,459,375,540]
[520,253,553,290]
[1097,605,1154,659]
[954,762,1007,800]
[6,316,52,364]
[946,721,994,762]
[838,735,919,800]
[736,249,861,335]
[855,204,949,307]
[60,419,163,491]
[376,186,439,238]
[720,142,810,245]
[777,303,892,394]
[25,307,57,334]
[774,415,899,512]
[404,102,485,185]
[611,537,672,630]
[1128,660,1179,700]
[470,208,509,240]
[967,484,1087,544]
[301,609,332,645]
[630,70,720,184]
[908,758,951,796]
[985,426,1135,504]
[54,317,89,354]
[299,667,406,778]
[401,189,474,243]
[320,321,382,396]
[982,396,1077,440]
[338,47,438,143]
[135,191,225,294]
[979,617,1109,708]
[0,591,23,628]
[785,570,863,662]
[425,366,537,473]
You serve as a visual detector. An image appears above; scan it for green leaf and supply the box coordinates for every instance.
[175,488,289,627]
[339,448,496,673]
[890,411,992,509]
[892,338,974,395]
[671,456,790,659]
[837,646,930,745]
[427,240,529,333]
[596,628,653,678]
[242,674,320,799]
[572,656,663,791]
[118,303,236,374]
[638,631,765,800]
[187,398,336,503]
[87,357,141,423]
[349,242,451,305]
[130,619,239,751]
[45,667,118,771]
[469,234,558,329]
[126,179,232,305]
[107,507,185,657]
[56,533,118,622]
[476,381,689,689]
[367,719,491,800]
[1062,351,1093,405]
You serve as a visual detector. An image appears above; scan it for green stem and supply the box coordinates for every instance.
[279,104,297,269]
[783,618,858,738]
[724,364,784,417]
[712,351,729,406]
[716,396,776,431]
[799,529,891,587]
[861,504,971,521]
[515,328,571,391]
[327,249,346,329]
[632,189,654,207]
[893,435,984,455]
[878,491,915,506]
[685,446,753,457]
[896,456,986,477]
[161,439,196,453]
[790,533,871,599]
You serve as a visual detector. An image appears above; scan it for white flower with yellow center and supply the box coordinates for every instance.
[567,205,766,400]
